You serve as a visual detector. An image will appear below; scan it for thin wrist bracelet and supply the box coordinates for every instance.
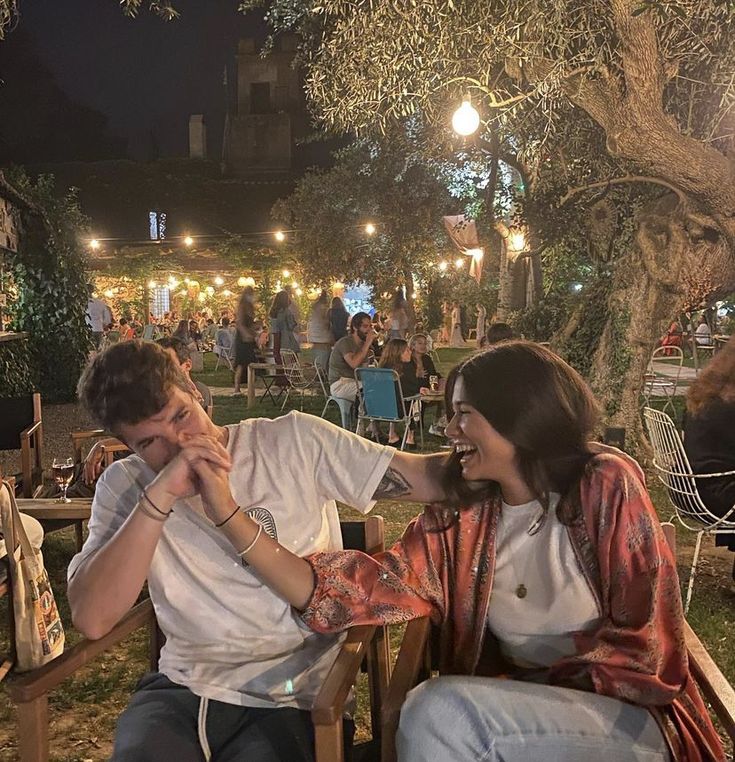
[136,500,168,522]
[237,524,263,557]
[215,505,241,528]
[142,488,173,516]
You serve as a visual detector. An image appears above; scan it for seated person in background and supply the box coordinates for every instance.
[379,338,421,448]
[202,318,218,344]
[188,319,203,348]
[118,318,134,341]
[684,333,735,583]
[232,341,725,762]
[81,337,212,487]
[214,317,235,357]
[659,319,683,355]
[407,333,445,436]
[327,312,375,405]
[694,314,713,346]
[69,340,444,761]
[479,321,514,349]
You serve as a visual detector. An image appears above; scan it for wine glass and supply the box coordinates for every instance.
[52,457,75,504]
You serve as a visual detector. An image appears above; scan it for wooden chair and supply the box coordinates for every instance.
[0,393,44,498]
[5,515,388,762]
[380,522,735,762]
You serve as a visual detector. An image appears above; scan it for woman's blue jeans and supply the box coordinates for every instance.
[396,676,671,762]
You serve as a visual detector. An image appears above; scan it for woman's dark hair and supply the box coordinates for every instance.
[330,296,346,311]
[379,338,408,372]
[316,289,329,305]
[440,341,600,521]
[687,333,735,415]
[269,290,290,318]
[173,320,189,338]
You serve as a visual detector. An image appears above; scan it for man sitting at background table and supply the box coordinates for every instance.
[68,340,445,761]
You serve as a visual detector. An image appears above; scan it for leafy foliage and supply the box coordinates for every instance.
[4,170,92,402]
[0,337,35,397]
[272,138,455,293]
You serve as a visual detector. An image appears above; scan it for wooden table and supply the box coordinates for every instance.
[246,362,286,409]
[17,498,92,552]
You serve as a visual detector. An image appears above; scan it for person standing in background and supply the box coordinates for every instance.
[307,290,333,373]
[233,287,261,395]
[86,284,113,349]
[476,303,487,347]
[328,297,350,342]
[388,288,409,339]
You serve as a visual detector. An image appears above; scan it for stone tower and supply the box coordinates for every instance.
[222,36,306,177]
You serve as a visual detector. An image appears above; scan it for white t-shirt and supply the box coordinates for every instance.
[68,411,394,709]
[86,297,111,332]
[486,495,601,669]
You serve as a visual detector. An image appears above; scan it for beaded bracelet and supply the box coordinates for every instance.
[215,505,241,528]
[237,524,263,557]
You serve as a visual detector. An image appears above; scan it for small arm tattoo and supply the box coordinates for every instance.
[373,466,411,499]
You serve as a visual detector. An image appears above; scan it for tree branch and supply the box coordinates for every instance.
[559,174,687,205]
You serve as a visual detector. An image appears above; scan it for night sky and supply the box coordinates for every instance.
[1,0,266,161]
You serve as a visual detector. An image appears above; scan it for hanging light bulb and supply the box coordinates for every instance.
[275,230,286,242]
[214,276,224,286]
[295,288,303,296]
[452,99,480,136]
[223,289,232,296]
[439,261,448,271]
[184,235,194,247]
[365,222,376,236]
[89,239,101,250]
[205,286,215,295]
[455,257,465,269]
[282,269,290,278]
[237,276,247,287]
[148,280,157,289]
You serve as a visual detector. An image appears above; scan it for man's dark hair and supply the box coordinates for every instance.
[206,318,214,324]
[156,335,190,364]
[78,340,192,434]
[221,317,230,327]
[350,312,371,332]
[484,322,514,346]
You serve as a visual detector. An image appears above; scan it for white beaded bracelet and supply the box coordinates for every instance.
[237,524,263,557]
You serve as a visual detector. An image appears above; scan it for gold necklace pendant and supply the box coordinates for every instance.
[515,583,528,599]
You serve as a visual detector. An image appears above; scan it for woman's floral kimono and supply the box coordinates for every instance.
[302,450,725,762]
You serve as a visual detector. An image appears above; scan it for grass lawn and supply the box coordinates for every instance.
[0,346,732,760]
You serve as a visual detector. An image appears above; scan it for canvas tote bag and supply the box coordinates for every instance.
[0,480,65,671]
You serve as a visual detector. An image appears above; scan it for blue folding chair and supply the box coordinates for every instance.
[355,367,423,450]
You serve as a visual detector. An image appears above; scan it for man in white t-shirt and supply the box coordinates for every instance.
[70,340,444,761]
[86,284,113,349]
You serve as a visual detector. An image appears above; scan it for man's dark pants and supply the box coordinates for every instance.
[112,673,354,761]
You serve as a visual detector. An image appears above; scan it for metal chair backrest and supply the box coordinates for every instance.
[141,324,156,341]
[356,367,406,421]
[642,407,725,528]
[646,345,684,382]
[280,349,311,389]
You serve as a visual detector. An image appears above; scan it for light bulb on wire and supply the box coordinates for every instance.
[452,99,480,136]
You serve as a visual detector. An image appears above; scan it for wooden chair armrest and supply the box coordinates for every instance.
[19,420,43,442]
[684,620,735,742]
[311,625,376,726]
[381,616,432,762]
[7,599,155,703]
[70,429,107,461]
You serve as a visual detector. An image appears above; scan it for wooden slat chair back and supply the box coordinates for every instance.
[6,515,388,762]
[0,393,44,498]
[380,520,735,762]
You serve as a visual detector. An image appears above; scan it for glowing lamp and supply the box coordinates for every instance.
[104,289,114,298]
[223,289,232,296]
[275,231,286,242]
[452,100,480,137]
[365,222,376,236]
[282,269,291,278]
[89,239,101,251]
[295,288,303,296]
[438,261,448,271]
[455,258,465,269]
[214,276,224,286]
[148,280,157,289]
[184,236,194,247]
[509,232,526,252]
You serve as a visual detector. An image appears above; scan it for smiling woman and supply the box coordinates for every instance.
[281,341,726,762]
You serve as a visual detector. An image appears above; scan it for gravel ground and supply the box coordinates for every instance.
[0,401,96,480]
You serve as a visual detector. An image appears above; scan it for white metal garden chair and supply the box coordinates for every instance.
[213,339,235,372]
[642,406,735,613]
[641,346,684,418]
[279,349,322,411]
